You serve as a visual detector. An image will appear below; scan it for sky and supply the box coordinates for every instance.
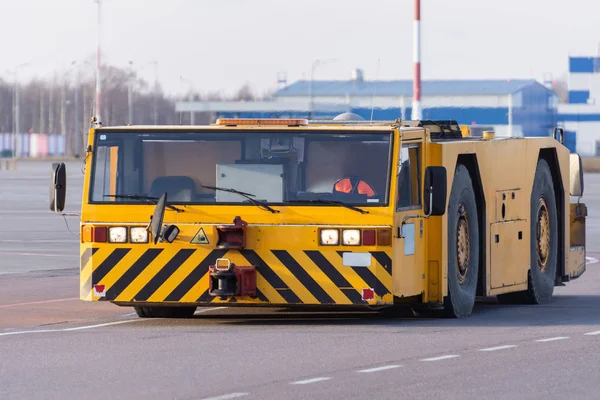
[0,0,599,97]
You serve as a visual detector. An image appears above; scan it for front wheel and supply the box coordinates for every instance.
[134,306,197,318]
[444,164,480,318]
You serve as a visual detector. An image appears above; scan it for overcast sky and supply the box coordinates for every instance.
[1,0,598,96]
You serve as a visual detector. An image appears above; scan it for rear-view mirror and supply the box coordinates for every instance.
[424,166,447,216]
[570,153,584,197]
[151,192,167,244]
[50,163,66,213]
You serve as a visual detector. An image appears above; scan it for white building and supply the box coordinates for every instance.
[558,56,600,156]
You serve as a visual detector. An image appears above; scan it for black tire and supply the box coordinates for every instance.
[444,164,480,318]
[499,158,558,305]
[134,306,197,318]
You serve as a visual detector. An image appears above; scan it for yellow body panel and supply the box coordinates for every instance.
[77,120,586,309]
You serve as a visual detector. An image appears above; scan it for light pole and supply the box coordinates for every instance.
[71,59,92,158]
[127,60,159,125]
[128,61,134,124]
[308,58,337,120]
[12,61,30,161]
[180,75,196,124]
[151,61,158,124]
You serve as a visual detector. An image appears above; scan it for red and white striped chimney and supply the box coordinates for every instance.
[411,0,422,120]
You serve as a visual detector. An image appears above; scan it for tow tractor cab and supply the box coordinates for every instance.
[50,117,587,319]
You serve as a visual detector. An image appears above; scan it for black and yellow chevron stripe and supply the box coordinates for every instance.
[80,246,394,306]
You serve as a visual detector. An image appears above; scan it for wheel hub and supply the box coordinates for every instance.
[456,203,470,284]
[537,197,550,272]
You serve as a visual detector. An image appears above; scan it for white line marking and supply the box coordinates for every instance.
[479,345,518,352]
[198,392,249,400]
[421,355,460,362]
[0,251,78,258]
[0,319,141,337]
[0,307,223,337]
[586,257,599,265]
[0,297,79,309]
[584,331,600,336]
[194,307,227,315]
[536,336,570,342]
[290,377,332,385]
[357,365,402,373]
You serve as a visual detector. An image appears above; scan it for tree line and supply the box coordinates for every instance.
[0,62,262,157]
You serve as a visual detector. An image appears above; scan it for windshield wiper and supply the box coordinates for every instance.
[201,185,279,214]
[286,199,368,214]
[103,194,183,212]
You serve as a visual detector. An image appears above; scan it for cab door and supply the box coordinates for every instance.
[393,142,426,298]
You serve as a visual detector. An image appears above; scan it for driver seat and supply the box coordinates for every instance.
[148,176,196,202]
[333,176,376,197]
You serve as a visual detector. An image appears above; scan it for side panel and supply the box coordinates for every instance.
[429,136,571,302]
[490,221,528,290]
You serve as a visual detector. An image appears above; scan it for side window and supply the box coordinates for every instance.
[91,145,119,202]
[396,144,421,210]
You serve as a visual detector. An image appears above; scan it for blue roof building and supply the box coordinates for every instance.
[175,73,559,141]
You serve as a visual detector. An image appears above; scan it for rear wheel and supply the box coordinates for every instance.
[444,164,480,318]
[134,306,197,318]
[498,158,558,305]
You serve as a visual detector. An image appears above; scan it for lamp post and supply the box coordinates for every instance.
[308,58,337,120]
[128,61,134,124]
[180,75,196,124]
[12,61,30,161]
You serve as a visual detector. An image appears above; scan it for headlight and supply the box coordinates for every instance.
[320,229,339,245]
[108,227,127,243]
[342,229,361,246]
[130,227,149,243]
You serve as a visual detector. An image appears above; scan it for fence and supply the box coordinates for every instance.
[0,133,66,158]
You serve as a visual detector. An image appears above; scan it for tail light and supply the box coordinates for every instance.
[377,229,392,246]
[362,230,376,246]
[82,226,108,243]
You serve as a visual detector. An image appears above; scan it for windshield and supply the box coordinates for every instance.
[89,129,393,206]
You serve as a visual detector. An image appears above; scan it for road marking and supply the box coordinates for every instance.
[0,297,79,309]
[0,307,221,337]
[291,377,331,385]
[199,394,249,400]
[421,355,460,362]
[0,251,78,258]
[584,331,600,336]
[586,257,599,265]
[0,319,141,337]
[194,307,228,315]
[479,345,518,352]
[357,365,402,373]
[536,336,570,342]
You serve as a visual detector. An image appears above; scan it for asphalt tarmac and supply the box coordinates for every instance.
[1,160,599,400]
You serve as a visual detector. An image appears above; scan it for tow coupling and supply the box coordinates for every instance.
[208,258,257,300]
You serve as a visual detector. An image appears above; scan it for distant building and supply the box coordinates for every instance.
[176,70,559,143]
[557,56,600,156]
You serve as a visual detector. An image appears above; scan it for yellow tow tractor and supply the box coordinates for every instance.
[49,116,587,318]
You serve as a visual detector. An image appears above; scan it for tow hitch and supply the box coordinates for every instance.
[208,258,257,299]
